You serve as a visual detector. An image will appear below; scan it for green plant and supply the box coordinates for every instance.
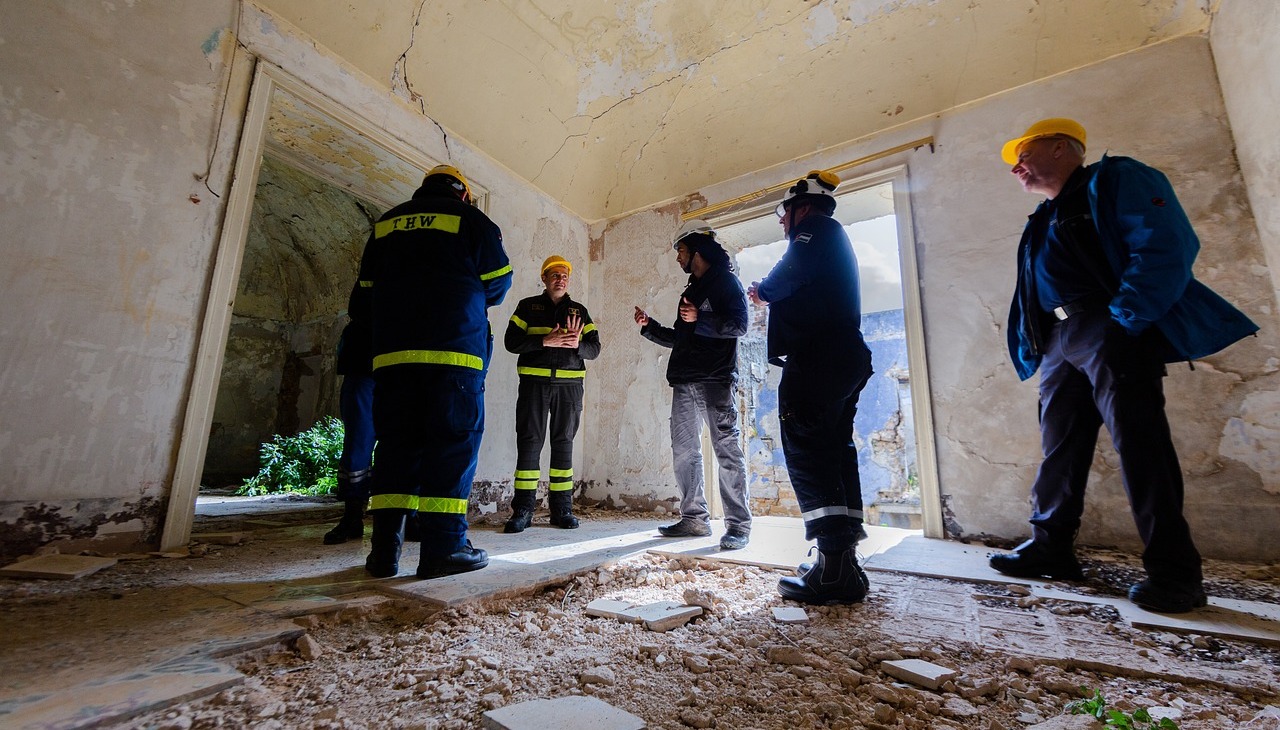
[1066,688,1180,729]
[237,417,345,497]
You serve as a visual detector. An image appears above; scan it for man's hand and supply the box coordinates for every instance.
[678,297,698,322]
[747,281,766,306]
[634,306,650,327]
[543,315,584,348]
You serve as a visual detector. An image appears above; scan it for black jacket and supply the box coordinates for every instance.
[641,264,748,384]
[504,292,601,383]
[756,214,861,365]
[350,184,511,374]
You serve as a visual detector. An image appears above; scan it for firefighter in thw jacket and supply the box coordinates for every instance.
[502,255,601,532]
[350,164,512,579]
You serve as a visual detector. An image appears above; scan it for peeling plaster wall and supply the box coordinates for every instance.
[591,36,1280,560]
[1212,0,1280,308]
[0,2,589,556]
[0,1,241,556]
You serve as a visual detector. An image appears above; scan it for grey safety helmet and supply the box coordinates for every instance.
[776,170,840,217]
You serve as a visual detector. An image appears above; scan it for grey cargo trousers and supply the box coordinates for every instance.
[670,382,752,532]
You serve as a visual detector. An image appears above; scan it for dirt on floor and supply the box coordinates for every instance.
[4,507,1280,730]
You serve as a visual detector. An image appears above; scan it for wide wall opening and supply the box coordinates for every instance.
[713,173,936,532]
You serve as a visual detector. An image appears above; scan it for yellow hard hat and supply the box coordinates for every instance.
[424,164,472,203]
[1001,118,1086,165]
[541,255,572,276]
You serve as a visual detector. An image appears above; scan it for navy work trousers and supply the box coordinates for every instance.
[778,335,873,551]
[371,367,484,557]
[337,372,376,502]
[1031,309,1201,584]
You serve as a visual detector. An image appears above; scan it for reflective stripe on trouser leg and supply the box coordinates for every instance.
[373,367,484,556]
[670,383,708,522]
[548,467,573,492]
[778,341,873,549]
[514,379,548,508]
[338,372,376,501]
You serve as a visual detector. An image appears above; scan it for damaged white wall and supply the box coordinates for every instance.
[0,2,589,554]
[589,35,1280,560]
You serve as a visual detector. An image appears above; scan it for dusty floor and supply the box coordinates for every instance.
[3,504,1280,729]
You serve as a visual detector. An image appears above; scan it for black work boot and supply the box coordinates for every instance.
[504,491,537,534]
[417,540,489,579]
[988,539,1084,580]
[323,498,365,545]
[1128,578,1208,613]
[778,547,868,605]
[364,509,407,578]
[658,517,712,537]
[798,524,868,575]
[548,492,579,529]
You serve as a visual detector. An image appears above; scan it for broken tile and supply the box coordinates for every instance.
[881,658,958,690]
[772,606,810,624]
[0,554,117,580]
[481,695,645,730]
[632,601,702,632]
[585,598,643,622]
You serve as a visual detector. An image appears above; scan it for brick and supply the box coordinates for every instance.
[881,658,958,690]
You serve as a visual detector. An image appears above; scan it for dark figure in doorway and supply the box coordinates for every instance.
[322,319,375,544]
[503,255,601,532]
[350,164,512,579]
[635,219,753,550]
[748,171,874,604]
[990,118,1257,613]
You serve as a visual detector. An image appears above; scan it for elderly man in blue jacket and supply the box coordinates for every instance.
[989,118,1258,613]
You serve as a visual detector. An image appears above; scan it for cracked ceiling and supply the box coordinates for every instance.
[256,0,1212,221]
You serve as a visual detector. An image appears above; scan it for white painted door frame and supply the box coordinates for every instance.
[161,62,454,550]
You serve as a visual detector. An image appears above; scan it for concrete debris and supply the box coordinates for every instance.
[880,658,958,690]
[771,606,810,624]
[294,634,323,661]
[585,597,702,632]
[191,532,248,545]
[580,666,616,685]
[481,696,645,730]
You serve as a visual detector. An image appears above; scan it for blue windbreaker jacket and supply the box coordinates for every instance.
[1007,155,1258,380]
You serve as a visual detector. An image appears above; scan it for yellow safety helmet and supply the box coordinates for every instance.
[1001,118,1086,165]
[776,170,840,217]
[424,164,472,203]
[541,255,572,276]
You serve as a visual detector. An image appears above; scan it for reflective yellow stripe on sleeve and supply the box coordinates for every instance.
[374,350,483,370]
[419,497,469,515]
[358,280,373,288]
[480,264,512,281]
[374,213,461,238]
[582,323,597,334]
[516,366,586,378]
[370,494,420,511]
[527,327,553,335]
[510,315,528,331]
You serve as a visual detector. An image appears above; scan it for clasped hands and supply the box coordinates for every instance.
[543,314,584,348]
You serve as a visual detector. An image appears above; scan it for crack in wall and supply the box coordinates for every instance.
[390,0,430,114]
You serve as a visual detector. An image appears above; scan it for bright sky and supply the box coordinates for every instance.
[736,214,903,313]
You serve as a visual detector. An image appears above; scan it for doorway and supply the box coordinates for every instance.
[162,63,478,549]
[709,166,942,537]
